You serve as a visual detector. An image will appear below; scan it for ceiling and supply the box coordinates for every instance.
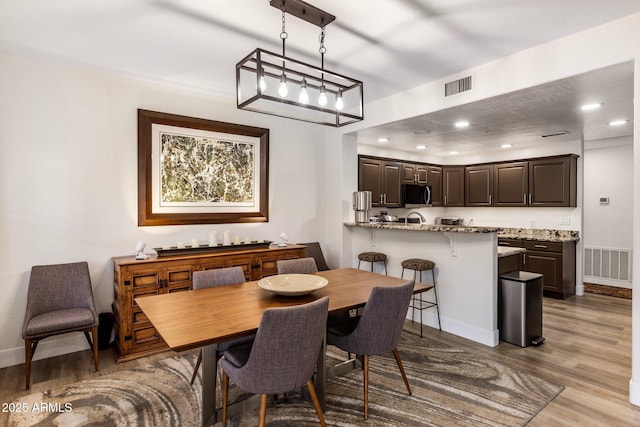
[0,1,638,154]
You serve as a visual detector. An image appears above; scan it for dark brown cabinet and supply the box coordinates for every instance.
[427,166,443,207]
[529,156,577,207]
[465,165,493,206]
[358,157,402,207]
[443,166,465,207]
[494,161,528,206]
[402,163,428,184]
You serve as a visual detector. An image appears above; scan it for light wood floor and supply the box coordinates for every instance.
[2,293,640,426]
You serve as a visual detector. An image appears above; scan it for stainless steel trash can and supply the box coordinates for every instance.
[499,271,544,347]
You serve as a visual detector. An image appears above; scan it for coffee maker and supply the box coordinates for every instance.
[353,191,372,223]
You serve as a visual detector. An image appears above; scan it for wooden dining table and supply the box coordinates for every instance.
[136,267,432,427]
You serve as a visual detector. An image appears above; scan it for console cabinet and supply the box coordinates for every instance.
[112,245,306,362]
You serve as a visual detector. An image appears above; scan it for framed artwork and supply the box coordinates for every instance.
[138,109,269,226]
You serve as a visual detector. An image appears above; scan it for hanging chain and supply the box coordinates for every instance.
[319,26,326,70]
[280,9,288,57]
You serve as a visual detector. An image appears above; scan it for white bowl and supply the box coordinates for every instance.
[258,274,328,296]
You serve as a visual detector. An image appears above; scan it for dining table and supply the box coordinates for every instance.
[135,267,432,427]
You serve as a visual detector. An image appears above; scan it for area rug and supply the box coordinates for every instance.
[1,332,563,426]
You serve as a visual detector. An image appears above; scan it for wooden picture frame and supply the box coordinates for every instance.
[138,109,269,226]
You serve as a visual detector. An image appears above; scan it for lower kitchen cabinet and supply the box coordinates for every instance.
[112,245,306,362]
[498,239,576,299]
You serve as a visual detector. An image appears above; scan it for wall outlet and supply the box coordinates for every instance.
[560,217,570,226]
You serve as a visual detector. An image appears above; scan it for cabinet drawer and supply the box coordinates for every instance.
[498,239,523,247]
[523,241,562,252]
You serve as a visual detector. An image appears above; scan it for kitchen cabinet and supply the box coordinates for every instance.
[494,161,528,207]
[443,166,465,207]
[112,245,306,362]
[465,164,493,206]
[402,163,428,184]
[529,156,577,207]
[427,166,443,207]
[498,238,576,299]
[358,156,402,207]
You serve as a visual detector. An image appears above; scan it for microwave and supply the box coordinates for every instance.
[401,183,432,207]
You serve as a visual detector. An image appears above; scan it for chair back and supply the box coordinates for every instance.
[298,242,330,271]
[227,297,329,395]
[193,267,245,289]
[276,257,318,275]
[23,262,96,323]
[347,280,414,355]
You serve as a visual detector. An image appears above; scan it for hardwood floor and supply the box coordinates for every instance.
[2,293,640,426]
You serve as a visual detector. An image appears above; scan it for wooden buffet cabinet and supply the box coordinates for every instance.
[112,244,306,362]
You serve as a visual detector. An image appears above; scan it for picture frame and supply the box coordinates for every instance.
[138,109,269,226]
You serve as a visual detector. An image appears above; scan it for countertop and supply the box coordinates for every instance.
[497,246,526,258]
[345,222,580,242]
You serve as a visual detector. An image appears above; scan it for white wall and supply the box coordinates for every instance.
[0,49,329,368]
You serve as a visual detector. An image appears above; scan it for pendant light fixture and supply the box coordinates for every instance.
[236,0,364,127]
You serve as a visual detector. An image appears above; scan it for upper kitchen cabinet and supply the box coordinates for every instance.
[465,164,493,206]
[493,161,529,207]
[443,166,465,207]
[529,155,577,207]
[427,166,443,207]
[402,163,428,184]
[358,156,402,207]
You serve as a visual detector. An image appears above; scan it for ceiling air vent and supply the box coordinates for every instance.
[540,131,570,138]
[445,75,472,97]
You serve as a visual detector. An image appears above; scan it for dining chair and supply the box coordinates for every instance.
[276,257,318,274]
[22,261,99,390]
[297,242,330,271]
[189,267,253,386]
[220,297,329,427]
[327,279,415,419]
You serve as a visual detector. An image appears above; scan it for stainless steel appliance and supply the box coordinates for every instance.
[353,191,372,223]
[401,183,432,207]
[439,217,464,226]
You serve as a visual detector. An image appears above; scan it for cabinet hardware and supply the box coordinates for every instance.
[523,194,526,204]
[534,244,548,249]
[124,280,131,286]
[523,254,526,264]
[529,193,532,204]
[125,335,132,341]
[489,195,492,205]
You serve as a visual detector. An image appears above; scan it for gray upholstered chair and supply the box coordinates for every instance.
[276,257,318,274]
[327,279,415,419]
[190,267,253,385]
[22,261,99,390]
[220,297,329,427]
[297,242,330,271]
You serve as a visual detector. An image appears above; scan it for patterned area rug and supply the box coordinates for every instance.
[2,332,563,426]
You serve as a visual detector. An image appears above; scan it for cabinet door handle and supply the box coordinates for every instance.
[379,194,383,204]
[529,193,532,204]
[523,254,526,265]
[444,195,447,205]
[489,194,492,205]
[534,244,548,249]
[523,194,526,204]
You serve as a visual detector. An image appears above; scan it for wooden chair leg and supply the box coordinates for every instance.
[363,354,369,420]
[91,326,99,372]
[190,350,202,385]
[392,348,412,396]
[221,371,229,427]
[258,394,268,427]
[306,379,327,427]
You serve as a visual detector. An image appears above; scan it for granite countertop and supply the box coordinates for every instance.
[497,246,526,258]
[345,222,580,242]
[344,221,502,233]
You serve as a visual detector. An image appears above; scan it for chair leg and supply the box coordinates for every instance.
[306,379,327,427]
[25,339,34,390]
[90,326,99,372]
[363,354,369,420]
[190,349,202,385]
[392,348,412,396]
[221,371,229,427]
[258,394,269,427]
[432,269,441,330]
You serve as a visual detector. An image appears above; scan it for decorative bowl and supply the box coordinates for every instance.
[258,274,328,296]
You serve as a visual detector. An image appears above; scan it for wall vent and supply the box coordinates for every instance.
[584,247,632,283]
[445,76,472,97]
[540,130,570,138]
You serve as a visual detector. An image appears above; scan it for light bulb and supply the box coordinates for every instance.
[299,78,309,104]
[278,74,288,98]
[318,85,327,106]
[335,89,344,111]
[258,68,267,92]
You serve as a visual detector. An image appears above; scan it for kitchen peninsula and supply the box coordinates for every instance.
[345,221,503,346]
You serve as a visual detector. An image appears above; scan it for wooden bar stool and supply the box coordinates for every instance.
[357,252,387,275]
[401,258,440,336]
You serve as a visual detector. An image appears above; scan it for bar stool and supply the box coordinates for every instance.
[401,258,440,336]
[357,252,387,275]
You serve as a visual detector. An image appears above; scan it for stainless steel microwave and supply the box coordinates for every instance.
[401,183,432,207]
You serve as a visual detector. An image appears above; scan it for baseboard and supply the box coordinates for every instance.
[406,311,499,347]
[0,333,90,369]
[584,282,632,299]
[630,378,640,407]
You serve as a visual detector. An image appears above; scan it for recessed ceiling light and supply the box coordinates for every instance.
[416,145,426,150]
[377,137,389,143]
[454,120,469,128]
[608,119,628,126]
[449,150,459,155]
[581,103,603,111]
[414,129,430,135]
[500,144,513,148]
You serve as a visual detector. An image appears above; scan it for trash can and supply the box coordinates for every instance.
[499,271,544,347]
